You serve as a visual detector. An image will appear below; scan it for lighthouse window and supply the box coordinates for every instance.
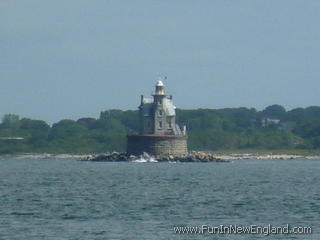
[159,99,162,104]
[159,110,162,116]
[159,121,162,128]
[169,121,172,128]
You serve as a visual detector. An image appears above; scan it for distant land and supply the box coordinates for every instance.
[1,104,320,154]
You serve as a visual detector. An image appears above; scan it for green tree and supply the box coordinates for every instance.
[262,105,286,119]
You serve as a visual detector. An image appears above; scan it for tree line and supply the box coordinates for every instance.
[1,104,320,154]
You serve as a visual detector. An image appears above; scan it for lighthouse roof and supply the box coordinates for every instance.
[163,98,176,116]
[140,97,175,116]
[141,97,153,116]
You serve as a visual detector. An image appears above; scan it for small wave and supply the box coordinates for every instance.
[11,212,35,216]
[61,214,86,220]
[92,231,107,235]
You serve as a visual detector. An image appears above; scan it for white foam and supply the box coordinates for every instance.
[133,156,157,163]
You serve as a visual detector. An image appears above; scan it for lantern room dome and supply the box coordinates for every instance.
[156,80,164,87]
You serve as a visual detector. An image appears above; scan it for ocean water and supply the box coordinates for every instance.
[0,157,319,240]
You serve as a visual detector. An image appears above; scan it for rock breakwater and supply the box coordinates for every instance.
[81,151,229,163]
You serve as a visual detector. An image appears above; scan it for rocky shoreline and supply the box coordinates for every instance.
[2,152,320,162]
[81,151,320,163]
[81,151,230,163]
[215,153,309,160]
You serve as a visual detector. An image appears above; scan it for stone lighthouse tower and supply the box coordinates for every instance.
[127,80,187,157]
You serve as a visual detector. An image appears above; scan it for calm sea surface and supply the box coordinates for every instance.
[0,157,319,240]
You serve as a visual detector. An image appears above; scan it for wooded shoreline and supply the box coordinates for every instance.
[2,105,320,154]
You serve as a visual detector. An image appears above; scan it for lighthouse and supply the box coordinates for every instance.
[139,81,183,136]
[127,80,188,157]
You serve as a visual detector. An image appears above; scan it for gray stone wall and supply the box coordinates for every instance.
[127,135,188,157]
[142,115,153,134]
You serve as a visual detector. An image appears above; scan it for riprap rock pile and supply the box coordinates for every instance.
[81,151,229,163]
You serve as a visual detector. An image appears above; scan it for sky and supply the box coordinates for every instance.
[1,0,319,124]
